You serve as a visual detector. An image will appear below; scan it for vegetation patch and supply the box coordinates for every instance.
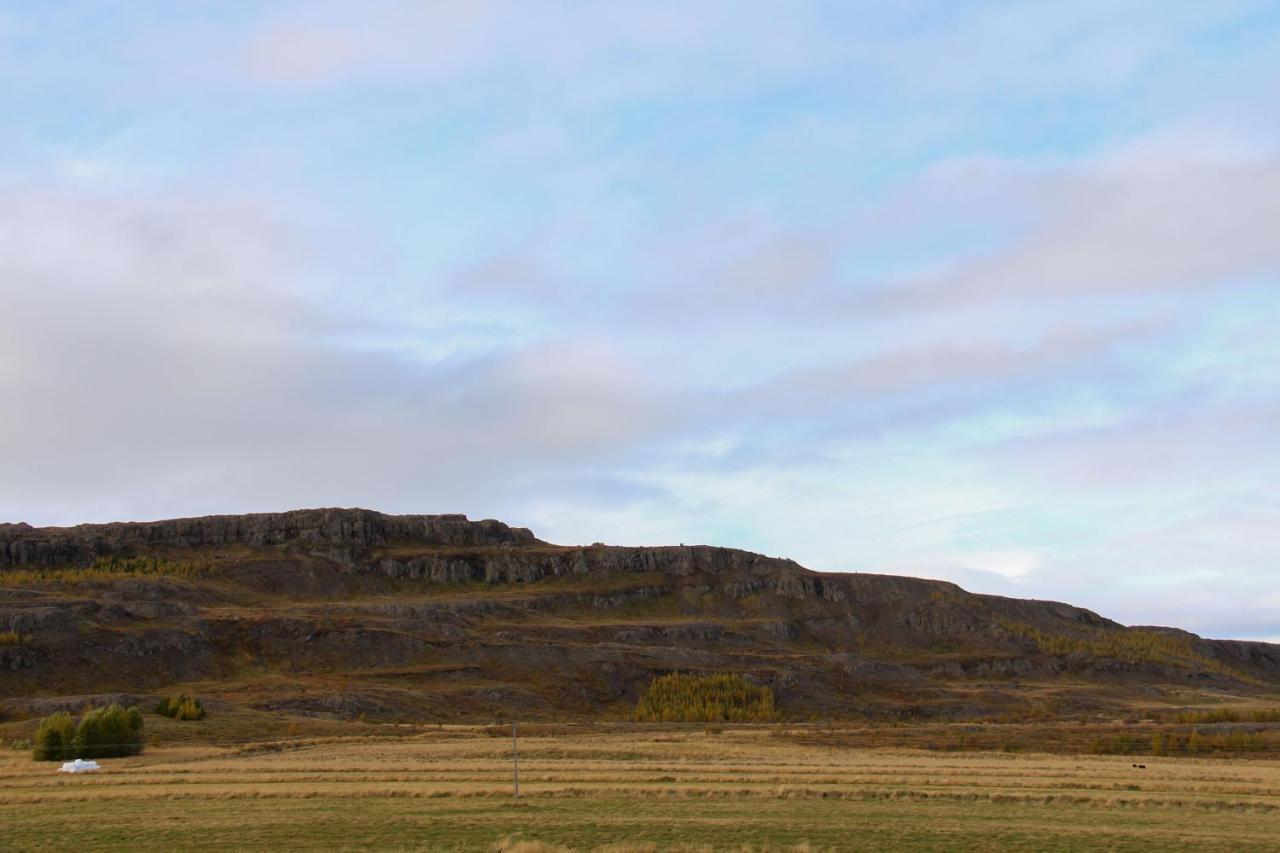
[998,620,1235,675]
[31,713,77,761]
[633,673,778,722]
[0,630,31,646]
[1091,729,1269,756]
[32,705,144,761]
[0,555,209,587]
[156,693,206,721]
[5,731,1280,850]
[1167,707,1280,724]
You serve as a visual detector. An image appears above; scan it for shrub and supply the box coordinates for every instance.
[1170,707,1280,724]
[1090,728,1268,756]
[1089,734,1132,756]
[71,704,144,759]
[997,620,1237,676]
[32,712,77,761]
[156,693,205,720]
[177,699,204,720]
[0,555,208,587]
[634,672,778,722]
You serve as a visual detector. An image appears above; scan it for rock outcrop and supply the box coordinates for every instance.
[1,508,1277,722]
[0,508,537,567]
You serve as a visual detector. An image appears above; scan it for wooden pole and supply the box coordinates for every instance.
[512,722,520,800]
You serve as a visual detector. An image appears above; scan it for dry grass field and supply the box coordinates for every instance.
[3,727,1280,851]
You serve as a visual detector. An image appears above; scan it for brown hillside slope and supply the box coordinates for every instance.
[2,508,1277,721]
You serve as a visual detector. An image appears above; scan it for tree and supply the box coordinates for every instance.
[634,673,778,722]
[156,693,205,720]
[32,712,77,761]
[72,704,144,759]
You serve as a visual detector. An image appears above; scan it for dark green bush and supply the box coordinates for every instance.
[32,712,77,761]
[71,704,144,759]
[33,706,144,761]
[156,693,205,720]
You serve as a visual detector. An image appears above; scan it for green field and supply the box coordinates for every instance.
[3,727,1279,851]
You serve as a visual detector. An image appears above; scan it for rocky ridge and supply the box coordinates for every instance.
[0,508,536,567]
[1,508,1277,721]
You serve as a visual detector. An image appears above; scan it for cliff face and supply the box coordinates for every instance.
[0,508,537,567]
[1,508,1276,721]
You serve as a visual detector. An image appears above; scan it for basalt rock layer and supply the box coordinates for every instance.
[1,508,1277,721]
[0,508,536,567]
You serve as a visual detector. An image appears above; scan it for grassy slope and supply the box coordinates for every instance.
[4,538,1279,723]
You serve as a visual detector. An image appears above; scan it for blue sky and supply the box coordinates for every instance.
[2,2,1279,639]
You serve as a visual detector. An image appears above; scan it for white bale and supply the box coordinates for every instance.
[57,759,101,773]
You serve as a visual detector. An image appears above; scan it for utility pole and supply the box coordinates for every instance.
[512,722,520,800]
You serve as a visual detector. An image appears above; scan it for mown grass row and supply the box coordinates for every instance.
[778,722,1280,758]
[3,770,1278,814]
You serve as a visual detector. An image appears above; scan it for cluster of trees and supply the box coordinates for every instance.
[155,693,205,720]
[33,705,144,761]
[634,672,778,722]
[1089,729,1269,756]
[998,620,1230,674]
[1169,707,1280,724]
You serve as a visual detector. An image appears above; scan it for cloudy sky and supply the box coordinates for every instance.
[2,2,1278,640]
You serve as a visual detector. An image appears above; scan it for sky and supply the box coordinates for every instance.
[1,1,1278,641]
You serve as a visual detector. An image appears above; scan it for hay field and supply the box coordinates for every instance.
[2,727,1279,851]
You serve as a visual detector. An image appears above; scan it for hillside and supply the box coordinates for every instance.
[2,508,1278,722]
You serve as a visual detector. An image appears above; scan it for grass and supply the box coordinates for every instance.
[772,719,1280,758]
[997,620,1240,678]
[1167,707,1280,724]
[2,727,1279,850]
[0,555,209,587]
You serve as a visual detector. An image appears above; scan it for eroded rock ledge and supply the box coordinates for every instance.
[0,508,538,567]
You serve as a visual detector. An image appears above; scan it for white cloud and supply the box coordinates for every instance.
[2,2,1280,643]
[0,185,666,527]
[950,549,1043,582]
[866,156,1280,312]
